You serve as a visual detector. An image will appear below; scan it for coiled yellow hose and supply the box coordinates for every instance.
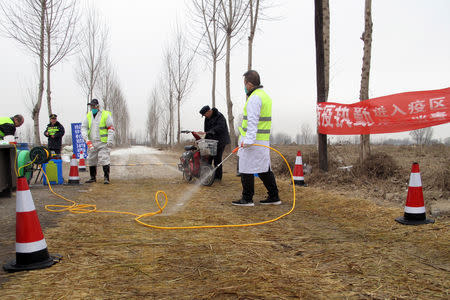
[43,144,296,229]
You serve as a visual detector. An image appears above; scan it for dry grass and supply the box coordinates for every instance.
[1,144,449,299]
[272,144,450,205]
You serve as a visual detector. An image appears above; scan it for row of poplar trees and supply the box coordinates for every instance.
[0,0,130,146]
[145,0,269,147]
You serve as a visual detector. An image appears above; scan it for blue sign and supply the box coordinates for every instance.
[71,123,87,159]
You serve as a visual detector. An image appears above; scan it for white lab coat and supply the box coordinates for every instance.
[81,110,115,166]
[238,93,271,174]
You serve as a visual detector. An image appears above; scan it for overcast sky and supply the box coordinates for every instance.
[2,0,449,142]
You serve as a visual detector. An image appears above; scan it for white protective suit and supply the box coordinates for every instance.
[238,92,271,174]
[81,110,115,166]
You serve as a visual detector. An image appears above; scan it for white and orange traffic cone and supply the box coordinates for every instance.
[293,150,307,186]
[3,177,61,272]
[395,162,434,225]
[68,154,81,185]
[78,151,87,172]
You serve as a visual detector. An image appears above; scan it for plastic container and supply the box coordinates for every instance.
[42,159,64,185]
[16,143,29,151]
[16,150,32,181]
[197,139,218,156]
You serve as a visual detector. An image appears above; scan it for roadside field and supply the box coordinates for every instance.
[1,145,448,299]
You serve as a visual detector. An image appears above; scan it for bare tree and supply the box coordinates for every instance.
[1,0,46,144]
[146,88,162,146]
[44,0,79,115]
[108,83,129,146]
[359,0,372,164]
[410,127,434,146]
[300,123,312,144]
[247,0,278,70]
[168,27,195,144]
[96,56,116,110]
[191,0,227,107]
[93,57,129,146]
[161,50,176,146]
[160,109,171,145]
[247,0,260,70]
[272,132,291,145]
[219,0,249,147]
[76,6,108,111]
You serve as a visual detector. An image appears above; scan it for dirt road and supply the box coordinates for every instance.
[1,146,448,299]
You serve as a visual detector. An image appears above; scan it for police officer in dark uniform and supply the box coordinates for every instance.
[44,114,65,156]
[199,105,231,181]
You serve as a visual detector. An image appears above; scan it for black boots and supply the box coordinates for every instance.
[85,165,110,184]
[85,166,97,183]
[103,164,110,184]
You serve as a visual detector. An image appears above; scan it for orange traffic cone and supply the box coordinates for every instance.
[68,154,80,185]
[78,151,87,172]
[3,177,61,272]
[293,151,307,186]
[395,162,434,225]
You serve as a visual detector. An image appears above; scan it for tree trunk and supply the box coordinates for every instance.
[177,97,181,144]
[169,91,174,146]
[315,0,327,172]
[33,0,46,145]
[247,0,258,71]
[359,0,372,164]
[225,33,236,147]
[212,56,217,107]
[46,28,52,116]
[322,0,330,101]
[248,34,253,71]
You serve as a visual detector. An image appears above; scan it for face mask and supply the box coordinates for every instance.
[92,108,98,114]
[244,86,248,94]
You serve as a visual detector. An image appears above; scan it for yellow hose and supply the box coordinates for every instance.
[43,144,296,229]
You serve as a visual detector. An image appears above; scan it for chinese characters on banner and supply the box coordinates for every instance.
[71,123,87,159]
[317,87,450,135]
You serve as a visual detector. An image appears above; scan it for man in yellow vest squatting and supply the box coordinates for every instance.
[233,70,280,206]
[0,115,24,141]
[81,99,115,184]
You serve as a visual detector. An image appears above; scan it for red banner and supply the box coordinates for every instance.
[317,87,450,135]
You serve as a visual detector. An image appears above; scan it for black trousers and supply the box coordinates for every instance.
[49,148,61,155]
[241,168,279,201]
[208,144,226,180]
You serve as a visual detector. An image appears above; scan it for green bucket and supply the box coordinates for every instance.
[16,150,33,182]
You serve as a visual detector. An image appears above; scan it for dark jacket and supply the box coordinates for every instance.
[44,121,65,150]
[204,108,231,148]
[0,117,16,139]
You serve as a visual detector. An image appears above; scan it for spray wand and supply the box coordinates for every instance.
[209,146,240,173]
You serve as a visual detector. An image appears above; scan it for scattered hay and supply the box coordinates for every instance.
[1,180,448,299]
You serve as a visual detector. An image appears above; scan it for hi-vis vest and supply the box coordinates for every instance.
[239,89,272,141]
[47,125,60,136]
[87,110,111,143]
[0,117,14,138]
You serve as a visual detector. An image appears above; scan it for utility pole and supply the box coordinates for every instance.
[314,0,328,171]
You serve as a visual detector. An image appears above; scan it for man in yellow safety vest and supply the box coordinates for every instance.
[81,99,115,184]
[232,70,280,206]
[0,115,24,140]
